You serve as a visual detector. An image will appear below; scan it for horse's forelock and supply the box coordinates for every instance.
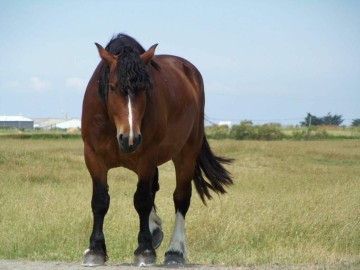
[99,34,152,102]
[116,47,152,95]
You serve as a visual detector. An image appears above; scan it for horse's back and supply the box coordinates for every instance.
[153,55,204,95]
[151,54,204,115]
[146,55,205,162]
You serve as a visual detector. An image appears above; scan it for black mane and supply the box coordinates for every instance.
[99,34,154,102]
[105,33,146,55]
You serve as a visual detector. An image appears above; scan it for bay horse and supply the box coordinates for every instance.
[81,33,233,266]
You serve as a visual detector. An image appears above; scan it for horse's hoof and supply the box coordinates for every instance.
[152,228,164,249]
[134,249,156,267]
[82,249,106,267]
[164,251,185,265]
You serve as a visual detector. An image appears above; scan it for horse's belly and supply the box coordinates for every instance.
[157,143,182,165]
[156,118,196,165]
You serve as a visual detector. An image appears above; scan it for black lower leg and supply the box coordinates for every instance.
[134,181,155,256]
[174,184,192,216]
[89,181,110,256]
[151,168,159,208]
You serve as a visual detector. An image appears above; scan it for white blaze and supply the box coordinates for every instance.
[128,97,134,144]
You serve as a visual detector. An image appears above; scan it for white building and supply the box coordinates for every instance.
[0,116,34,129]
[34,118,81,130]
[55,119,81,129]
[218,121,232,128]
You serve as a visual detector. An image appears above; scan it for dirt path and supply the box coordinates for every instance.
[0,260,358,270]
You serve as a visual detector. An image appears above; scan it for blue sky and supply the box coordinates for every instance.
[1,0,359,125]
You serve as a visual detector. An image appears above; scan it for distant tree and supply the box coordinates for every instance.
[300,113,322,126]
[300,113,344,126]
[352,119,360,127]
[322,113,343,126]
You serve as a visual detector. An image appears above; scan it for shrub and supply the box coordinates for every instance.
[229,121,254,140]
[291,127,329,140]
[255,124,285,140]
[205,125,230,139]
[229,122,285,140]
[291,130,307,140]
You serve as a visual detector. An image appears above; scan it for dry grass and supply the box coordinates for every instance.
[0,138,359,267]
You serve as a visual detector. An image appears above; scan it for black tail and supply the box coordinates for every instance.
[193,136,233,204]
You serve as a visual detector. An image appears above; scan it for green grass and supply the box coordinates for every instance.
[0,138,359,267]
[0,129,81,140]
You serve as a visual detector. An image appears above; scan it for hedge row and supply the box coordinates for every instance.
[205,122,359,141]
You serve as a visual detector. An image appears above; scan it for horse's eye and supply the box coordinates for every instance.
[109,84,116,91]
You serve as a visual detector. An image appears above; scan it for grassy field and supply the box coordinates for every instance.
[0,137,359,267]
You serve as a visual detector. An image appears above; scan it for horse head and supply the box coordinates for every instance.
[95,42,157,153]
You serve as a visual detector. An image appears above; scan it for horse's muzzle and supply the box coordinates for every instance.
[117,133,142,153]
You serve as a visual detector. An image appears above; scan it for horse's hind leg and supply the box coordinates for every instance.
[164,154,195,265]
[149,167,164,249]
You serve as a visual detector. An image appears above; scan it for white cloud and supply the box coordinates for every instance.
[30,77,51,91]
[65,77,86,90]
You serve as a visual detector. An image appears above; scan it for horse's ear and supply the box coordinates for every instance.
[140,44,158,65]
[95,43,117,66]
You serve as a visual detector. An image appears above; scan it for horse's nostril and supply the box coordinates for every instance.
[118,134,124,143]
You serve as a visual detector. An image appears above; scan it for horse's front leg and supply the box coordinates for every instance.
[83,179,110,266]
[82,146,110,266]
[133,169,157,266]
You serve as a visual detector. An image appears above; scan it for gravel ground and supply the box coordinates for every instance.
[0,260,359,270]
